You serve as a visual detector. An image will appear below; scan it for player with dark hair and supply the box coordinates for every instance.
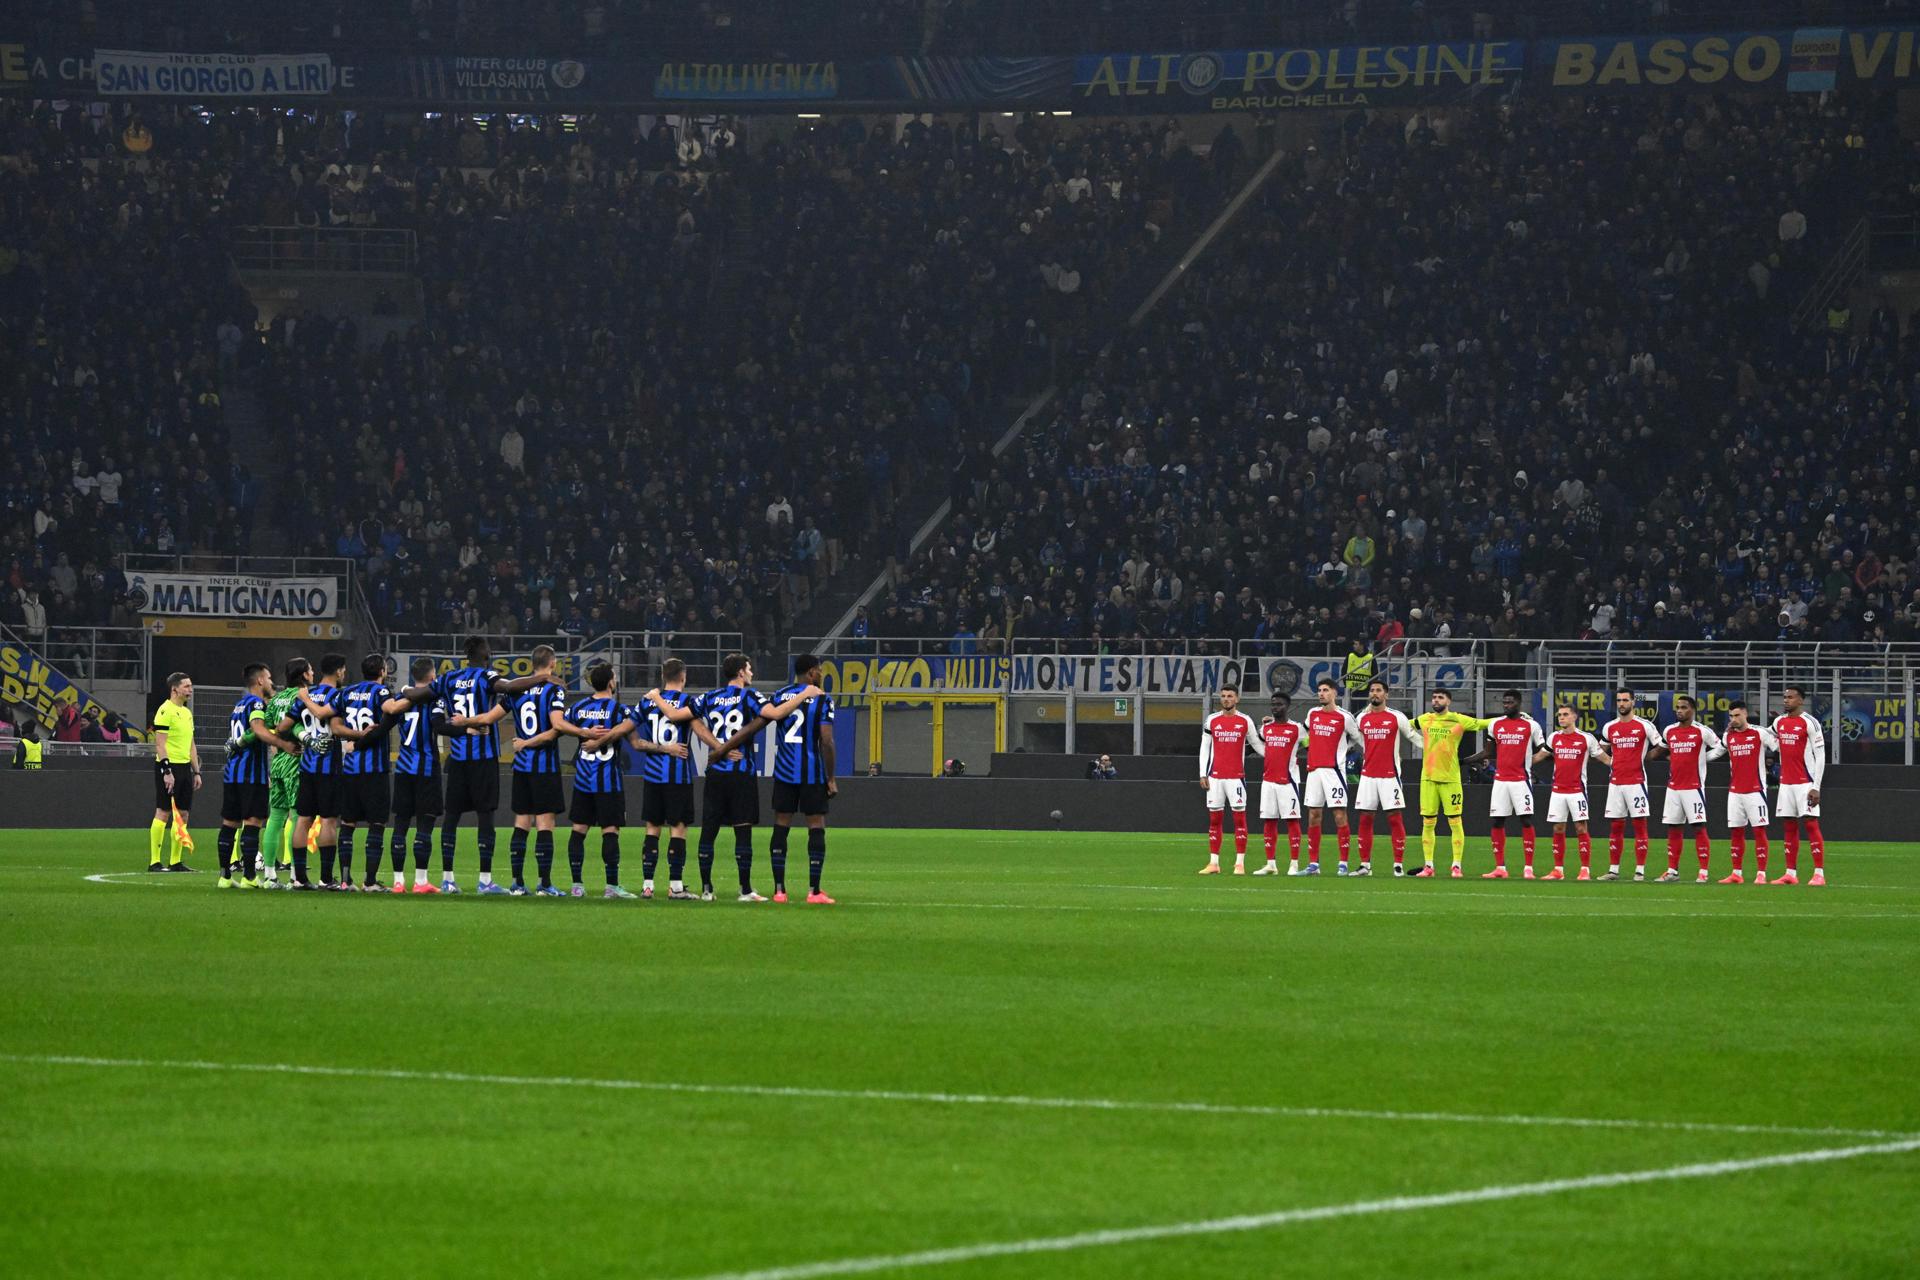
[1657,694,1724,883]
[634,657,731,900]
[560,661,683,898]
[1466,689,1546,879]
[218,663,295,887]
[1251,691,1306,875]
[257,658,312,887]
[713,654,832,903]
[503,645,568,895]
[1298,677,1361,876]
[390,656,456,892]
[1600,687,1665,881]
[1719,701,1776,884]
[400,636,556,893]
[333,654,416,891]
[289,653,350,888]
[1771,684,1828,886]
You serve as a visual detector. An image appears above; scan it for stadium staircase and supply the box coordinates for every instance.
[787,145,1291,648]
[220,385,286,555]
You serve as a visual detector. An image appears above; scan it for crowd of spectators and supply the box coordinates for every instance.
[892,94,1920,656]
[1,100,1211,654]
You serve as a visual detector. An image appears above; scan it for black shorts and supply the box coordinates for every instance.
[295,771,341,819]
[392,771,443,821]
[220,780,269,823]
[445,759,500,816]
[641,779,696,827]
[154,762,196,811]
[703,772,760,827]
[570,788,625,829]
[512,770,566,816]
[771,780,831,817]
[339,772,391,824]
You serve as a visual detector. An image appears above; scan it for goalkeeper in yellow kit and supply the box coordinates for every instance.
[1405,689,1494,879]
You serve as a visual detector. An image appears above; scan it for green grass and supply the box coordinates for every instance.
[2,827,1917,1279]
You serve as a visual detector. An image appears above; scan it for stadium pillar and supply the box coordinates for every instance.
[1064,685,1076,755]
[1132,692,1144,756]
[1831,668,1843,765]
[1905,666,1915,767]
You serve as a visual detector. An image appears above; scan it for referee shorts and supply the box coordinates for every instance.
[153,762,196,812]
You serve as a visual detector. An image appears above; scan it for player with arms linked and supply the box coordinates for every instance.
[713,654,833,903]
[334,655,417,891]
[560,662,685,898]
[389,657,458,892]
[218,664,296,888]
[634,658,732,901]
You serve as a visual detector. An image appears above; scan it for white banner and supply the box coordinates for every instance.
[128,573,337,619]
[94,49,333,97]
[1008,653,1480,698]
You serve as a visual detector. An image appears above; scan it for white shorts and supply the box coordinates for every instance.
[1259,781,1301,821]
[1489,780,1535,818]
[1546,791,1589,825]
[1726,792,1770,829]
[1662,788,1707,827]
[1303,767,1348,810]
[1604,782,1652,820]
[1205,777,1248,812]
[1355,775,1405,811]
[1775,782,1821,818]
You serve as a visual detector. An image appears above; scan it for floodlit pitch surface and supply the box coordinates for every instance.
[3,829,1916,1279]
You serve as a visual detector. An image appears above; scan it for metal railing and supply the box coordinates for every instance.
[1793,215,1869,331]
[39,626,152,685]
[231,226,418,275]
[380,629,745,692]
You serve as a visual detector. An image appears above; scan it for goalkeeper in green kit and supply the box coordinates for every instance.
[249,661,311,888]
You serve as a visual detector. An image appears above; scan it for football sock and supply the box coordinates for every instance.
[1730,830,1746,870]
[807,827,826,893]
[260,811,283,870]
[413,818,435,872]
[1520,824,1536,869]
[440,822,458,874]
[1577,830,1592,869]
[390,822,409,873]
[293,844,309,885]
[1753,828,1770,872]
[1782,818,1800,871]
[695,840,714,893]
[319,841,335,884]
[1287,819,1302,862]
[337,826,356,883]
[217,825,236,877]
[1421,817,1437,864]
[1262,818,1278,862]
[239,825,261,880]
[641,834,661,883]
[567,830,587,884]
[1608,819,1625,869]
[1552,830,1566,869]
[280,813,294,865]
[1336,827,1351,864]
[734,826,755,892]
[510,827,529,884]
[1357,813,1375,863]
[363,824,384,883]
[601,832,621,886]
[1631,817,1650,868]
[1206,810,1224,857]
[667,836,687,887]
[1230,811,1247,855]
[1666,830,1683,872]
[1449,820,1464,867]
[1489,826,1506,869]
[1805,818,1825,870]
[1693,826,1711,872]
[1387,813,1406,864]
[148,818,166,866]
[475,816,495,876]
[1307,823,1322,864]
[535,830,555,888]
[770,825,790,892]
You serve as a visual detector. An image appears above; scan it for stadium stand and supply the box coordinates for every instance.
[892,96,1920,653]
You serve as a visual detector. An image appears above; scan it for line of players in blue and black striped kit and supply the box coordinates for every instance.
[241,636,839,903]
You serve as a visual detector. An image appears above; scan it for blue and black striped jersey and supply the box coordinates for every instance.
[393,702,446,777]
[223,693,270,785]
[694,684,767,775]
[567,695,632,793]
[771,685,835,785]
[298,684,344,776]
[339,681,393,776]
[639,689,695,785]
[433,665,501,762]
[510,684,567,774]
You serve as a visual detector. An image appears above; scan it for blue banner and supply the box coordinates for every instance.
[1074,41,1525,112]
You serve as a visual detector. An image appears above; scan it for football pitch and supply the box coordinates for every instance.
[3,828,1917,1279]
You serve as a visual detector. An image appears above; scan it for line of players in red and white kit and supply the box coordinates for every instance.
[1196,682,1830,885]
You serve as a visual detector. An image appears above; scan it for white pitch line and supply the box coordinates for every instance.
[0,1053,1908,1143]
[668,1137,1920,1280]
[84,872,190,886]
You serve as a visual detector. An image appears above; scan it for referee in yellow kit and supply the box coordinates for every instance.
[150,672,201,871]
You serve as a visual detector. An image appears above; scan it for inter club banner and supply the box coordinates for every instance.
[0,638,147,741]
[127,573,338,620]
[93,49,332,97]
[1074,41,1525,113]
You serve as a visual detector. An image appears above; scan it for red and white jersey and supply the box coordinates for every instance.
[1661,722,1724,790]
[1200,710,1258,781]
[1356,706,1417,779]
[1723,725,1778,795]
[1602,715,1664,785]
[1548,729,1603,794]
[1488,714,1546,783]
[1260,718,1305,786]
[1303,705,1360,771]
[1771,712,1826,787]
